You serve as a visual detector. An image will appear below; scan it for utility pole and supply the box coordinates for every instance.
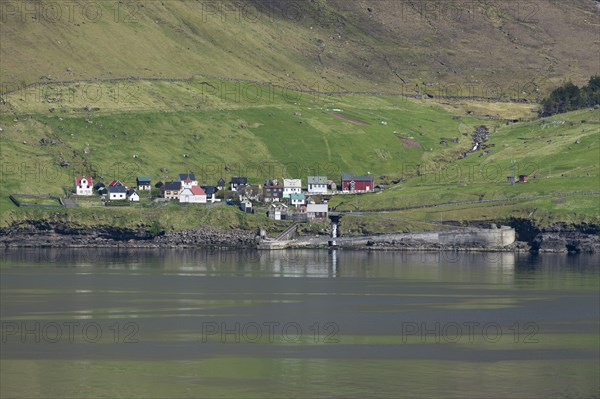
[511,160,516,186]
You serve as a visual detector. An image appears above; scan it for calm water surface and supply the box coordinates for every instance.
[1,249,598,398]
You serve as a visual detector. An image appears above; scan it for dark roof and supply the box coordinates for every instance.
[155,181,164,188]
[164,181,182,190]
[341,173,374,182]
[202,186,218,195]
[264,179,279,186]
[109,185,127,194]
[126,189,137,196]
[179,173,196,181]
[308,176,327,184]
[231,177,248,185]
[94,182,105,189]
[217,178,226,186]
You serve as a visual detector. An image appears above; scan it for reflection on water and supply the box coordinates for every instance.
[0,248,598,399]
[0,247,521,278]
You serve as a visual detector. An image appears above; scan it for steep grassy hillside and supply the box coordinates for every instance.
[0,77,597,230]
[0,78,491,196]
[1,0,598,98]
[1,0,598,232]
[330,108,600,226]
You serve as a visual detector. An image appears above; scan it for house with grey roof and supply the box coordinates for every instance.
[108,184,127,201]
[341,173,374,192]
[307,176,328,194]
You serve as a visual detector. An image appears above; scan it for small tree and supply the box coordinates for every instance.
[148,220,163,237]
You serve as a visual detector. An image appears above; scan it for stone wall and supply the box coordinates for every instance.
[439,226,515,247]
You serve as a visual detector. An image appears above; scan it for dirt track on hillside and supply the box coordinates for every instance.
[331,112,370,125]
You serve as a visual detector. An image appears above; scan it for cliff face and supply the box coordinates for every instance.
[507,219,600,253]
[530,224,600,253]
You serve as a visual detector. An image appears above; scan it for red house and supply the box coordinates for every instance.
[341,173,374,192]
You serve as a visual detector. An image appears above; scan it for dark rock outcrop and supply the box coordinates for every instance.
[0,221,257,248]
[531,223,600,253]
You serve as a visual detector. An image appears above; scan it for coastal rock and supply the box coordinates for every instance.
[0,221,256,248]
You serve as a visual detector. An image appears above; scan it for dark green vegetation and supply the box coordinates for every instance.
[541,76,600,116]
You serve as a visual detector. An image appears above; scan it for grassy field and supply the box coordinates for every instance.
[0,78,598,232]
[0,79,491,192]
[331,108,600,226]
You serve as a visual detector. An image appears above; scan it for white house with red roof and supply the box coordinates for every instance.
[75,176,93,196]
[179,185,207,204]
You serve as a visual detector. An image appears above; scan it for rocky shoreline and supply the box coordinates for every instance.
[0,220,598,253]
[0,221,258,249]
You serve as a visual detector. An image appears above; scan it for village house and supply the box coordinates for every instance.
[127,189,140,202]
[290,193,306,207]
[283,179,302,198]
[108,180,123,187]
[263,180,284,203]
[136,176,152,191]
[75,176,93,196]
[238,184,262,202]
[181,176,196,189]
[108,184,127,201]
[240,199,253,213]
[307,203,328,221]
[230,177,248,191]
[341,173,374,192]
[179,185,206,204]
[179,173,198,186]
[217,178,226,191]
[202,186,219,203]
[308,176,328,194]
[268,203,288,220]
[519,175,529,183]
[163,181,182,200]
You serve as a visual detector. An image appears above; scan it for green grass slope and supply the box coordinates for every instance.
[1,0,598,98]
[0,77,598,231]
[0,78,488,194]
[330,108,600,227]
